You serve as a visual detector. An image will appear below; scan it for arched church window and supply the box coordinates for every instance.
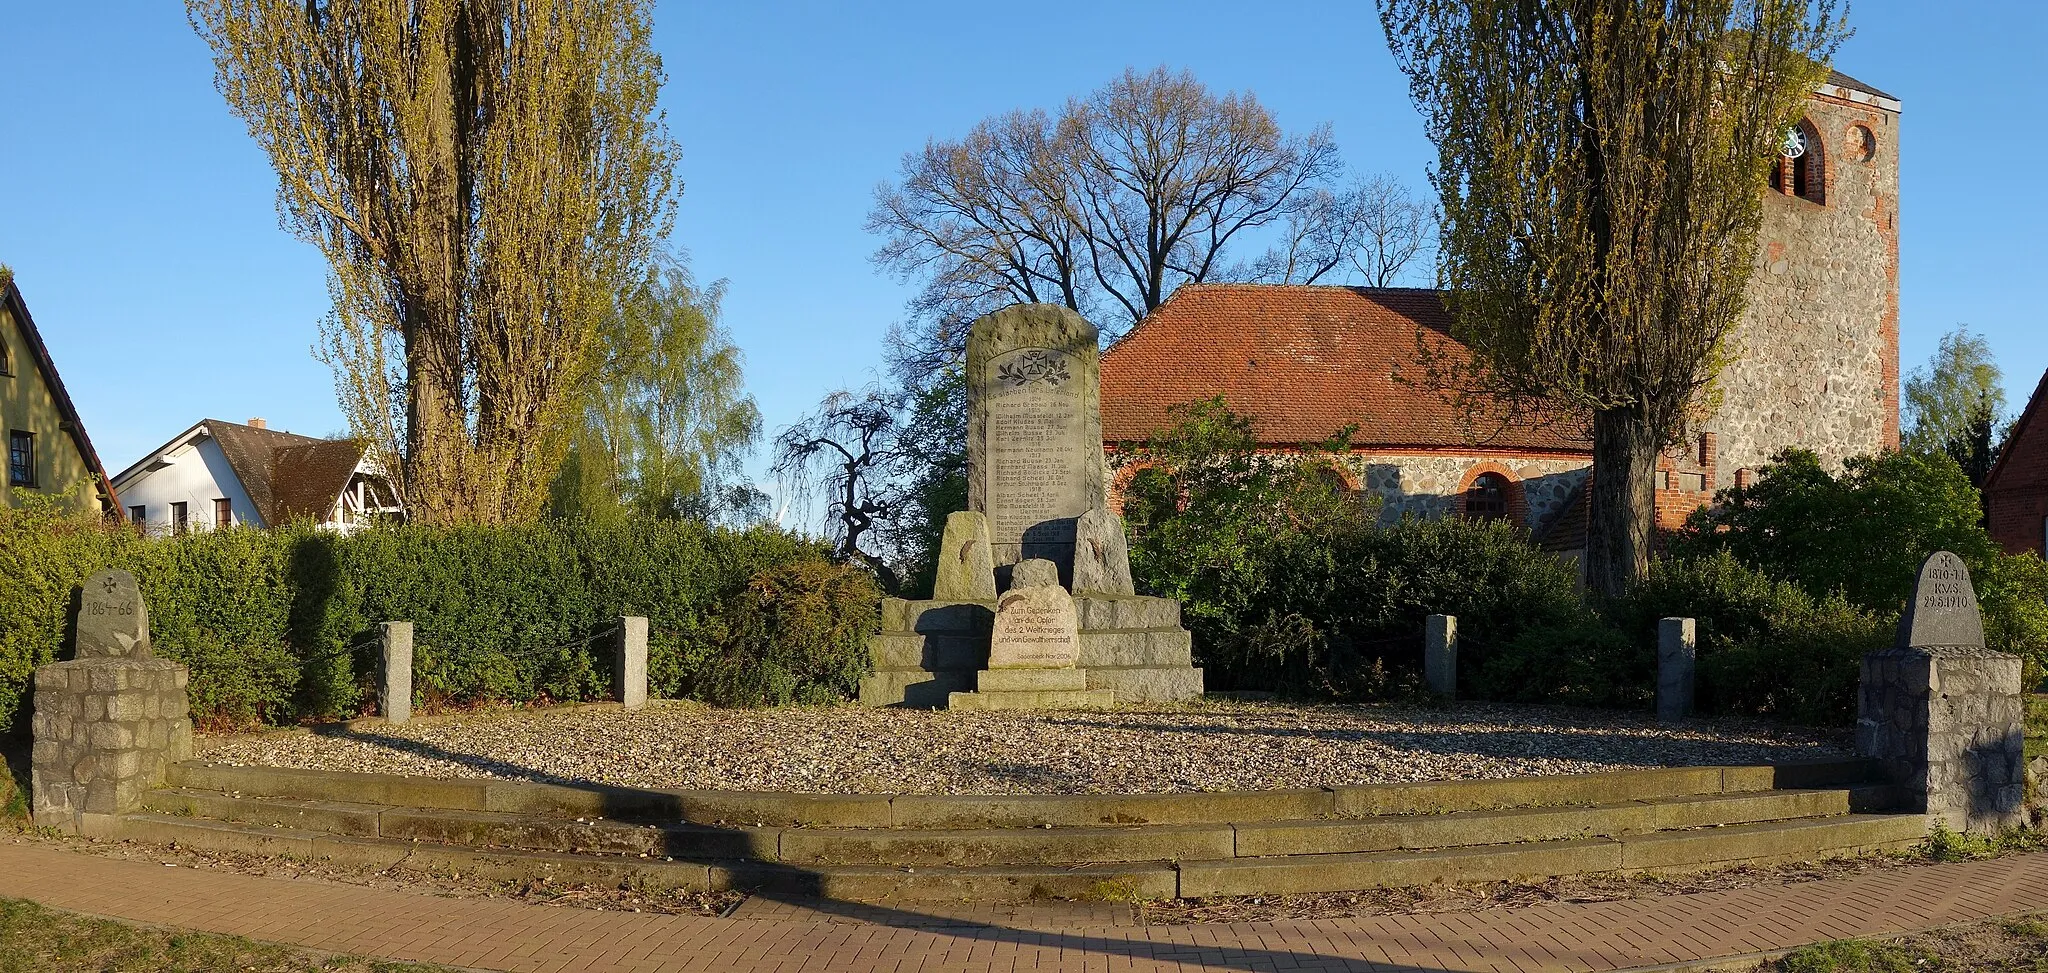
[1772,121,1825,204]
[1464,472,1510,521]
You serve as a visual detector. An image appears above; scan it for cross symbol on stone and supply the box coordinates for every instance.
[100,578,118,595]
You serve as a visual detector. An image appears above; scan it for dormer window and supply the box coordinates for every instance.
[1772,121,1825,204]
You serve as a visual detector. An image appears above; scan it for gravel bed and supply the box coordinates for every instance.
[193,700,1851,796]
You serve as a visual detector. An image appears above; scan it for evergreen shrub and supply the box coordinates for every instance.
[0,498,877,731]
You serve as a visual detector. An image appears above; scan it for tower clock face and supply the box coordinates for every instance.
[1781,127,1808,159]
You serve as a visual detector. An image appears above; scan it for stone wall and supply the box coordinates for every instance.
[1345,453,1590,533]
[1706,91,1901,485]
[31,658,193,834]
[1858,646,2026,833]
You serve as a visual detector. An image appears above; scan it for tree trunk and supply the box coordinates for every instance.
[1585,406,1659,599]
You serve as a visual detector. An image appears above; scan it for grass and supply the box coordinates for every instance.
[1917,823,2048,863]
[1766,912,2048,972]
[0,898,454,973]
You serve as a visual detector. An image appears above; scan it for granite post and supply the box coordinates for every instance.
[615,616,649,710]
[1424,614,1457,697]
[1857,551,2025,833]
[31,569,192,835]
[1658,617,1697,723]
[381,621,414,725]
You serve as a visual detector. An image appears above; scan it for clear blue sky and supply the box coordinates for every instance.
[3,1,2042,499]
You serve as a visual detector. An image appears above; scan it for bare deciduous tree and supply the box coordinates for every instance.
[772,389,911,593]
[1382,0,1845,596]
[190,0,680,524]
[868,66,1424,344]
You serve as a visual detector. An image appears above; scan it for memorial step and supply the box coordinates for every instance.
[946,688,1117,711]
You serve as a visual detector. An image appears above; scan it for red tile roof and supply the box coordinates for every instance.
[1100,284,1591,453]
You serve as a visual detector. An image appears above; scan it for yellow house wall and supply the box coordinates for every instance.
[0,301,99,514]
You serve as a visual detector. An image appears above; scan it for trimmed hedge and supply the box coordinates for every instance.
[0,499,879,730]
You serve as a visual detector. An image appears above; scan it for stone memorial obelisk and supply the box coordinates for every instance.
[858,304,1203,709]
[1857,551,2025,833]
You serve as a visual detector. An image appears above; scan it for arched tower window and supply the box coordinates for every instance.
[1463,472,1510,521]
[1772,120,1825,204]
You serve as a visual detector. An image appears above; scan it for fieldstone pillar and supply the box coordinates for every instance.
[615,616,649,710]
[381,621,413,725]
[31,569,192,835]
[1658,617,1697,723]
[1857,552,2026,833]
[1425,615,1457,697]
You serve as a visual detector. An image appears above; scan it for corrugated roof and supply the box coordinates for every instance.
[1099,284,1591,453]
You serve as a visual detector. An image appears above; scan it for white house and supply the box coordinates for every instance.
[111,418,402,534]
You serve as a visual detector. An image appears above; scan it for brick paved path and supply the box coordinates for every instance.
[1,842,2045,973]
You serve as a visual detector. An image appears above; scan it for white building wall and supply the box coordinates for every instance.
[116,436,263,533]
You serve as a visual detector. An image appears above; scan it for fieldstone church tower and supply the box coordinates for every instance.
[1100,71,1902,551]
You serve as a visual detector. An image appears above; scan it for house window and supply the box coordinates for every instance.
[128,505,146,529]
[214,498,233,529]
[1464,472,1510,521]
[171,501,188,536]
[7,430,32,487]
[0,338,11,376]
[1772,121,1825,204]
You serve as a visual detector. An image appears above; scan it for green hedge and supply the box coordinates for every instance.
[0,499,879,730]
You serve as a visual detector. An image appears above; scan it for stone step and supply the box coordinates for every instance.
[882,595,1181,636]
[869,634,986,670]
[1076,629,1192,668]
[1232,789,1853,857]
[857,668,975,708]
[108,807,1928,904]
[1086,665,1205,702]
[164,759,1884,830]
[1176,814,1930,898]
[977,668,1088,692]
[947,688,1117,711]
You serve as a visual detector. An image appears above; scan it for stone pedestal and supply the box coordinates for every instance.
[1858,645,2025,833]
[31,657,193,835]
[859,594,1203,708]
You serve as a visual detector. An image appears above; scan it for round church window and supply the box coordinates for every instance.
[1847,124,1877,162]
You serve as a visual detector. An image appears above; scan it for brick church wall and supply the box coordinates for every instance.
[1704,91,1901,486]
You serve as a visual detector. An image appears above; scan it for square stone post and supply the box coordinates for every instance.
[1424,615,1457,697]
[1657,617,1696,723]
[381,621,413,725]
[615,616,649,710]
[1859,646,2025,833]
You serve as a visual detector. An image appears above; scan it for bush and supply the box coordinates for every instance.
[1120,400,1582,697]
[0,501,877,731]
[690,561,883,707]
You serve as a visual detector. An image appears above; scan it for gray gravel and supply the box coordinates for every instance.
[193,700,1852,796]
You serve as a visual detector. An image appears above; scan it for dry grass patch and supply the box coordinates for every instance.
[0,896,452,972]
[1763,914,2048,972]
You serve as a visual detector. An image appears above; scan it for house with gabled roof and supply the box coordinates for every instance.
[1986,369,2048,558]
[1,270,116,516]
[110,418,401,534]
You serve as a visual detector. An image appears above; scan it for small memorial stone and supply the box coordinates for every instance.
[1897,550,1986,650]
[1072,508,1136,596]
[932,511,998,602]
[989,562,1079,669]
[76,569,149,659]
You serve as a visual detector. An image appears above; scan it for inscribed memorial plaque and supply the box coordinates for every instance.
[76,569,149,659]
[965,304,1107,572]
[988,563,1080,669]
[1898,551,1986,650]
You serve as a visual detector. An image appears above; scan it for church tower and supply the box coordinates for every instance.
[1699,72,1902,487]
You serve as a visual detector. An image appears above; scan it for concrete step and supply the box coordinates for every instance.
[1176,814,1929,898]
[110,807,1928,904]
[1233,789,1856,857]
[166,759,1884,830]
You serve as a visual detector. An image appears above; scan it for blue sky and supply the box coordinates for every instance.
[2,1,2042,499]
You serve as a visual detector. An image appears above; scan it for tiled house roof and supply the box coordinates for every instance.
[1099,284,1590,453]
[206,420,367,526]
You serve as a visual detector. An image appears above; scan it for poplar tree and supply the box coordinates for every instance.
[1381,0,1846,596]
[189,0,680,524]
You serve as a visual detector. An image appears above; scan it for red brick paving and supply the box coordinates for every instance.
[2,842,2046,972]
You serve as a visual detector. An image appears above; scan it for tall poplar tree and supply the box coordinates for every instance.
[1381,0,1845,596]
[190,0,680,524]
